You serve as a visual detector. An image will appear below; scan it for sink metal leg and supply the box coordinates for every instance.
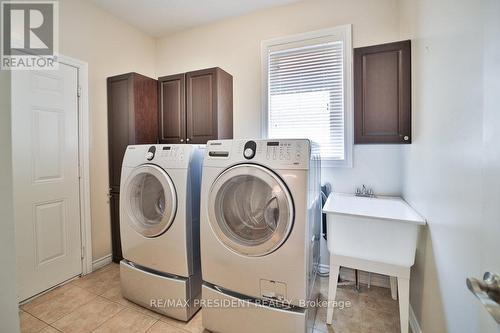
[390,276,398,300]
[355,269,360,291]
[397,276,410,333]
[327,263,340,325]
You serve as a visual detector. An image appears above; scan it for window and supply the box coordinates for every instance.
[262,26,352,167]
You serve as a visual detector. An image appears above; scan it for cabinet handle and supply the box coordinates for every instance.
[186,138,191,142]
[180,139,184,143]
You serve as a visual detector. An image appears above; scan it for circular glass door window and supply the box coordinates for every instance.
[208,164,294,256]
[124,165,177,238]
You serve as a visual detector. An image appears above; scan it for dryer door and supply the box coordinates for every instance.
[208,164,294,256]
[123,164,177,238]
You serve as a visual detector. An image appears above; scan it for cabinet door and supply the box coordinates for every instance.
[109,192,122,263]
[134,75,159,144]
[186,68,217,144]
[107,74,133,191]
[159,74,186,144]
[354,40,411,144]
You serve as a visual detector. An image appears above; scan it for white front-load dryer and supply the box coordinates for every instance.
[119,144,204,321]
[200,139,321,333]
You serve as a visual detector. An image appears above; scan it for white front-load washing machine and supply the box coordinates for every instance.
[200,139,321,333]
[119,144,204,321]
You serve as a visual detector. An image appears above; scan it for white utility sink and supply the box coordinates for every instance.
[322,193,426,333]
[323,193,426,267]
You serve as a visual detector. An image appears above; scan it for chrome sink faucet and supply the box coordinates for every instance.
[355,185,375,198]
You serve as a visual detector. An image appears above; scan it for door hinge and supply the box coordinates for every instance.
[81,246,85,260]
[77,86,82,98]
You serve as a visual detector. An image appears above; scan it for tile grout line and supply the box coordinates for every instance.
[23,285,100,326]
[156,318,194,333]
[20,308,57,328]
[19,309,55,333]
[21,309,61,332]
[88,306,128,332]
[103,295,163,320]
[94,280,165,322]
[48,324,63,332]
[50,294,122,331]
[144,319,172,333]
[104,306,159,333]
[87,306,156,333]
[51,286,100,325]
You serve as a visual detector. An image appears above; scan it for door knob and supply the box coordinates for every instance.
[467,272,500,323]
[180,139,184,143]
[186,138,191,142]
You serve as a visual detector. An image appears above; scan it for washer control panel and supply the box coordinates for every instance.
[254,140,308,166]
[206,139,310,169]
[264,141,302,162]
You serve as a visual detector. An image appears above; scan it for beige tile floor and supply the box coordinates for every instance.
[19,263,400,333]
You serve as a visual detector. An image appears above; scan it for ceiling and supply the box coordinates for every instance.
[91,0,303,37]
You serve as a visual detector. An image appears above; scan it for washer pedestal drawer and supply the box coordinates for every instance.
[120,260,201,321]
[202,284,311,333]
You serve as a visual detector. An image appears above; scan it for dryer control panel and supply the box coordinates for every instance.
[157,145,185,161]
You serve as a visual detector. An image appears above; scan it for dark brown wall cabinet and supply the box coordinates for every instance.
[107,72,158,262]
[354,40,411,144]
[158,67,233,144]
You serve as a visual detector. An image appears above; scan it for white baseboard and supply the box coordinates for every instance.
[91,254,112,272]
[409,305,422,333]
[319,264,391,288]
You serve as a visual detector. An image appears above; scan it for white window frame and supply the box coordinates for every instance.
[261,25,353,168]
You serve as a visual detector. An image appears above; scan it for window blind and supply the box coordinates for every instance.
[267,41,345,160]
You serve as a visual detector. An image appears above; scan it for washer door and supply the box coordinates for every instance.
[208,164,294,256]
[123,164,177,238]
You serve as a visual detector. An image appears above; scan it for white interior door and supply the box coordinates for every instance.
[12,63,83,301]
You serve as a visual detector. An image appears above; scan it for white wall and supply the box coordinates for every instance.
[322,145,403,195]
[0,70,20,332]
[59,0,157,260]
[479,0,500,331]
[400,0,500,332]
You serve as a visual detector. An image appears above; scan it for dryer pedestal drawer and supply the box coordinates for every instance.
[202,284,312,333]
[120,260,201,321]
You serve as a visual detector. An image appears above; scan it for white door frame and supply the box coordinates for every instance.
[57,55,93,275]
